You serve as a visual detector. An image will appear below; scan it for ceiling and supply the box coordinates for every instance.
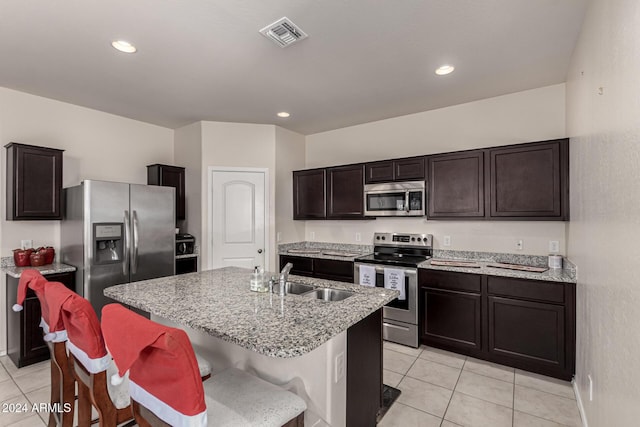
[0,0,588,135]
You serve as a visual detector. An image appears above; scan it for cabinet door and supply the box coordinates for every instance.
[488,296,565,369]
[293,169,326,219]
[147,164,186,221]
[488,139,568,219]
[394,157,425,181]
[326,165,364,218]
[6,143,64,220]
[422,288,482,351]
[365,161,394,184]
[427,150,485,218]
[23,297,49,364]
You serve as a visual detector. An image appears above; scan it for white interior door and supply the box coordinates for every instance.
[210,169,267,270]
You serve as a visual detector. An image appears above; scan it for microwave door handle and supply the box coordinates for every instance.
[405,191,410,212]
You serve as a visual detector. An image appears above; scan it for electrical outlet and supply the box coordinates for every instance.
[516,239,524,251]
[276,232,282,242]
[355,233,361,242]
[310,232,315,241]
[549,240,560,253]
[335,352,345,383]
[21,240,33,250]
[588,374,593,401]
[443,235,451,247]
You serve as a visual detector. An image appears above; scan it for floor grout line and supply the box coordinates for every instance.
[440,356,466,426]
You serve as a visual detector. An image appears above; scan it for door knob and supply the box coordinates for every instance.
[257,249,263,254]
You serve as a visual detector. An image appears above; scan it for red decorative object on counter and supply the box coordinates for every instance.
[30,252,46,267]
[13,248,33,267]
[35,246,56,264]
[42,246,55,264]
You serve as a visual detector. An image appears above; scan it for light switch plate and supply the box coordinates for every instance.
[443,236,451,247]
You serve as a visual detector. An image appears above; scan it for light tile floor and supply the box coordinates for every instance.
[379,342,583,427]
[1,346,583,427]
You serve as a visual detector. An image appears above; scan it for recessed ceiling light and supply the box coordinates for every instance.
[111,40,137,53]
[277,112,290,118]
[435,65,455,76]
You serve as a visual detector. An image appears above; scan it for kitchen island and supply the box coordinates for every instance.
[104,266,398,427]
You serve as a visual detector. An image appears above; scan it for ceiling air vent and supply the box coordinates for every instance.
[259,17,308,48]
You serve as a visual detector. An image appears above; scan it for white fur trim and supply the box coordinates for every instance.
[129,380,207,427]
[43,329,68,343]
[111,373,125,386]
[39,318,50,333]
[65,340,111,374]
[12,304,23,312]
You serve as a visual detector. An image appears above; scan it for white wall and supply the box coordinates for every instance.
[275,127,306,246]
[199,122,278,271]
[566,0,640,425]
[304,85,568,255]
[0,87,174,354]
[174,122,203,264]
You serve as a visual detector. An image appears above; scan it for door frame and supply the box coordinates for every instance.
[207,166,270,271]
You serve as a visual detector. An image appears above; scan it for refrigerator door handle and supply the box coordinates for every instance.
[132,210,139,274]
[123,210,131,276]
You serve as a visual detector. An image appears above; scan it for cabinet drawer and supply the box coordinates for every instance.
[419,269,481,293]
[314,258,354,282]
[487,276,564,304]
[280,255,314,276]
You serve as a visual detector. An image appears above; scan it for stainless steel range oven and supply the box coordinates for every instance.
[354,232,433,348]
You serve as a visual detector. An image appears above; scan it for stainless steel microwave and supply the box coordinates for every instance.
[364,181,425,217]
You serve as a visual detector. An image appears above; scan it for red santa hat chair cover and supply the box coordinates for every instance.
[56,292,133,426]
[12,269,69,341]
[102,303,207,427]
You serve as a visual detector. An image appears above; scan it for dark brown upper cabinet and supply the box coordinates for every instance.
[365,156,425,184]
[427,150,485,218]
[147,164,186,220]
[326,164,365,218]
[5,143,64,220]
[488,139,569,220]
[293,168,326,219]
[426,139,569,221]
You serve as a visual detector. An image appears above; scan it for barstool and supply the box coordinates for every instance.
[101,303,307,427]
[13,271,75,427]
[51,287,133,427]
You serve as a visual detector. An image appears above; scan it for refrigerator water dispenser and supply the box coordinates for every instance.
[94,223,123,264]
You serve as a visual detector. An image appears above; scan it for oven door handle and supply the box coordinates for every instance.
[383,322,411,331]
[366,265,417,276]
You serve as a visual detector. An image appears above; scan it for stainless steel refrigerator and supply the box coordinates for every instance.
[61,180,175,317]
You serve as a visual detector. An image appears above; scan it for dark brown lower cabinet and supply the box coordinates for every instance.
[175,257,198,275]
[488,296,564,369]
[279,255,353,283]
[419,269,575,380]
[347,308,382,426]
[422,288,482,351]
[6,271,76,368]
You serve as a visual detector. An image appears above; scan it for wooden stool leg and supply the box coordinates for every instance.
[61,363,75,427]
[49,359,60,427]
[76,381,92,427]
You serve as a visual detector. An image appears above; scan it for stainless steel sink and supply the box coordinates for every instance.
[273,281,315,295]
[304,288,355,302]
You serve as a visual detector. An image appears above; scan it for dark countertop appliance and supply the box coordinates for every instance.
[176,234,195,255]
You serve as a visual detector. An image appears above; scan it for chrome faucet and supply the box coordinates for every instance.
[279,263,293,296]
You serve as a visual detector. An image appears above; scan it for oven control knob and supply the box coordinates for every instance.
[411,237,415,242]
[381,236,386,240]
[376,236,380,240]
[417,237,422,242]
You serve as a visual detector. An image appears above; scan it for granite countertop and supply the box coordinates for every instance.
[278,241,372,261]
[104,266,398,358]
[420,250,577,284]
[2,262,77,278]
